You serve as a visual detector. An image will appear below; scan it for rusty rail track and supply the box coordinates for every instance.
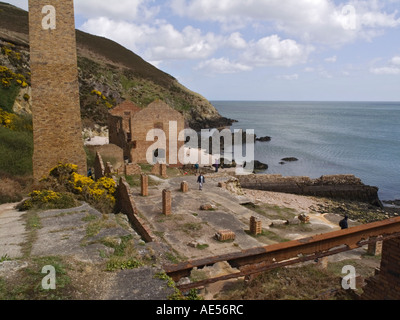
[163,217,400,291]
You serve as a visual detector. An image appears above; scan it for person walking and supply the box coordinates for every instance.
[214,159,219,173]
[197,173,205,191]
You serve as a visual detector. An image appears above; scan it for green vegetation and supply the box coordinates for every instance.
[124,174,160,188]
[241,202,297,221]
[245,229,291,243]
[154,271,203,301]
[18,190,79,212]
[0,256,74,300]
[181,222,203,235]
[0,126,33,176]
[0,254,10,263]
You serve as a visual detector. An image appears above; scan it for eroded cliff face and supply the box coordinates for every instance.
[0,2,234,131]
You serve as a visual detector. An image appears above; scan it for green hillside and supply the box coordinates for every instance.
[0,2,233,131]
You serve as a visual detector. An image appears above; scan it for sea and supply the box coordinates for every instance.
[212,101,400,202]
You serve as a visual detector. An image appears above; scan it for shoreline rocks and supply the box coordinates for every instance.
[236,174,382,207]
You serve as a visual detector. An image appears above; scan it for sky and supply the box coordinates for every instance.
[6,0,400,101]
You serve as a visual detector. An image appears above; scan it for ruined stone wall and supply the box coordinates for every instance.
[236,174,381,205]
[130,100,185,166]
[361,237,400,300]
[115,177,154,243]
[108,114,129,159]
[94,152,105,181]
[124,163,142,176]
[29,0,87,180]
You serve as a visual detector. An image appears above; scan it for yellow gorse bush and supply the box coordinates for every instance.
[70,172,116,206]
[48,163,117,211]
[91,89,113,109]
[1,44,21,61]
[0,108,18,130]
[0,65,29,89]
[30,190,61,203]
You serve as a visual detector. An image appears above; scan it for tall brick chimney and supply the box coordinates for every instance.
[28,0,87,180]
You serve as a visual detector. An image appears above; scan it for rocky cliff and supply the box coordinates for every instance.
[0,2,234,131]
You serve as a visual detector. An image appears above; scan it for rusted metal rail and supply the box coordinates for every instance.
[163,217,400,291]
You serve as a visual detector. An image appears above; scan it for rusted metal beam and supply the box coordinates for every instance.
[164,217,400,288]
[176,232,400,291]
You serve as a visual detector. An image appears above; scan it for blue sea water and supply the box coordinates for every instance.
[212,101,400,201]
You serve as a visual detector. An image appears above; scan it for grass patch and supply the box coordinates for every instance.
[100,235,146,272]
[0,254,11,263]
[245,229,290,243]
[242,202,297,221]
[124,174,160,188]
[0,256,74,300]
[0,84,20,112]
[219,264,347,300]
[21,210,42,257]
[180,222,204,235]
[0,126,33,176]
[165,251,180,264]
[139,163,153,173]
[196,244,209,250]
[106,257,143,271]
[84,214,117,238]
[271,223,314,233]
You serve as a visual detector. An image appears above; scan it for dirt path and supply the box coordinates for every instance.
[0,202,27,259]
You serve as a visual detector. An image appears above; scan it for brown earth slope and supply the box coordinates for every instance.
[0,1,234,130]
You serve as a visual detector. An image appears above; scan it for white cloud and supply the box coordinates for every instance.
[226,32,247,49]
[196,58,252,74]
[170,0,400,47]
[240,35,314,67]
[74,0,159,21]
[370,67,400,75]
[81,18,221,61]
[325,56,337,63]
[370,55,400,75]
[277,74,299,80]
[391,56,400,66]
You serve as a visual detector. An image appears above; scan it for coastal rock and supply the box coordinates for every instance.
[281,157,299,162]
[256,136,271,142]
[244,160,268,172]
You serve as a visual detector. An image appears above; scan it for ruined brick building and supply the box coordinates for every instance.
[108,100,185,166]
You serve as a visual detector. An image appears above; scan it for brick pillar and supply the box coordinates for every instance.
[250,216,262,236]
[141,174,148,197]
[29,0,87,180]
[361,237,400,300]
[161,164,167,178]
[162,189,172,216]
[367,238,383,256]
[181,181,189,193]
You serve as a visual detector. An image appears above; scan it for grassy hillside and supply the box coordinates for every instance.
[0,2,233,130]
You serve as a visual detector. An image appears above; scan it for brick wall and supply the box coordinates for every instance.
[108,114,129,159]
[130,100,185,165]
[125,163,142,176]
[29,0,87,180]
[361,237,400,300]
[115,177,154,243]
[94,152,105,180]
